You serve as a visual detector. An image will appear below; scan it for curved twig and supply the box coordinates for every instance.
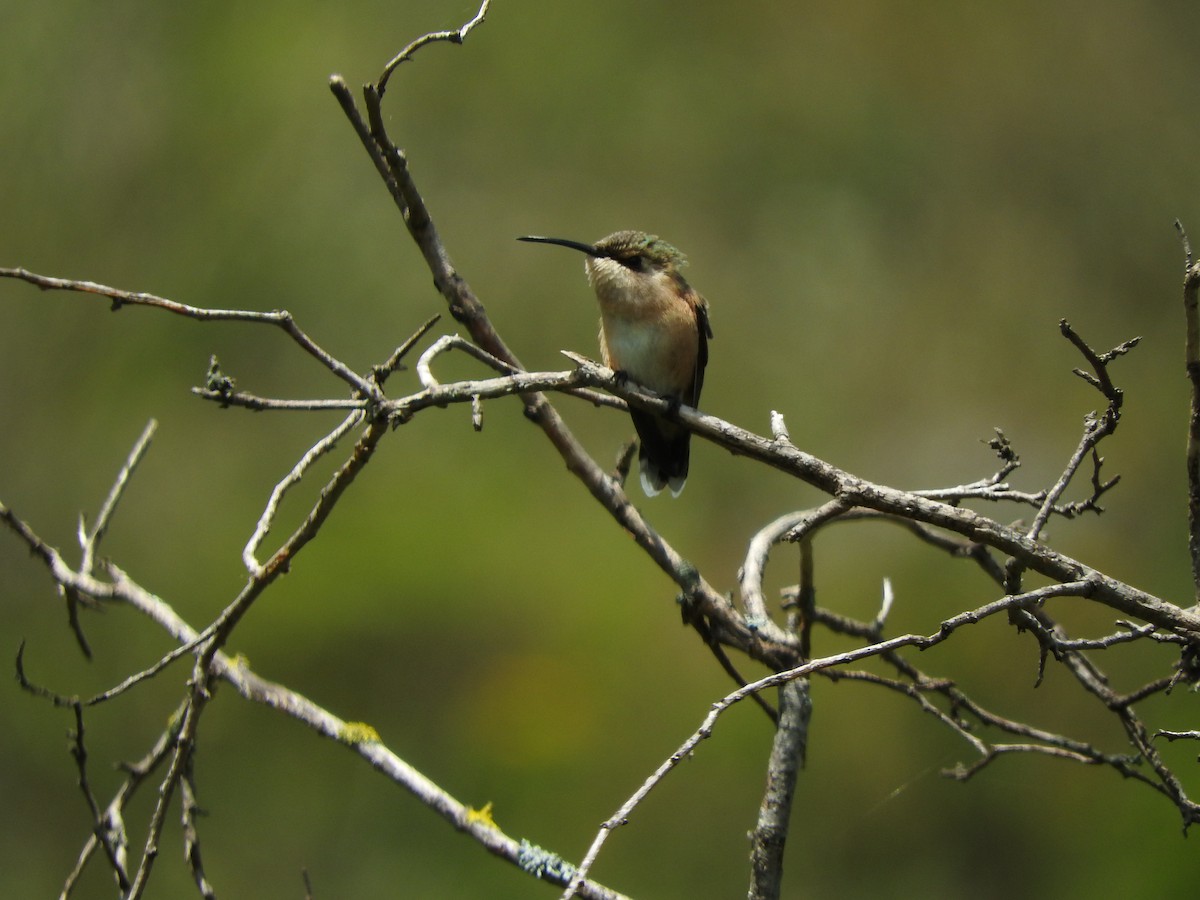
[375,0,492,97]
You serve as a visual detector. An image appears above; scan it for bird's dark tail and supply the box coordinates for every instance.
[630,410,690,497]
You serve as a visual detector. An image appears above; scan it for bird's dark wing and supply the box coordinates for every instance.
[689,291,712,408]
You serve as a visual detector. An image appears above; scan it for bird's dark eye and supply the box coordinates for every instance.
[618,255,648,273]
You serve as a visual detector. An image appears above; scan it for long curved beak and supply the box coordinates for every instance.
[517,235,602,257]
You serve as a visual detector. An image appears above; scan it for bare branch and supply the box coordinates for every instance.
[372,313,442,387]
[1157,729,1200,743]
[566,581,1095,892]
[0,267,381,400]
[1013,323,1131,543]
[1053,622,1179,650]
[79,418,157,577]
[242,410,367,574]
[417,333,518,386]
[68,702,131,893]
[740,501,848,640]
[181,759,216,899]
[769,409,791,441]
[191,389,367,411]
[747,679,810,900]
[118,569,626,898]
[551,354,1200,642]
[375,0,492,97]
[1178,219,1200,604]
[820,668,988,757]
[193,314,446,412]
[61,707,181,896]
[61,419,157,658]
[6,6,1200,894]
[124,656,212,899]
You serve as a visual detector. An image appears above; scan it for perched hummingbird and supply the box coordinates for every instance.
[518,230,712,497]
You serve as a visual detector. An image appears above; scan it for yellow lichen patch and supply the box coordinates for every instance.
[466,801,498,830]
[339,721,381,745]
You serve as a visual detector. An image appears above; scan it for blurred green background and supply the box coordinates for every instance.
[3,1,1200,896]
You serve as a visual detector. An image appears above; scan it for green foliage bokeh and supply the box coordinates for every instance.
[3,2,1200,896]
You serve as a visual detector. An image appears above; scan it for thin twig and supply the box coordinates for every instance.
[181,758,216,899]
[191,390,367,411]
[244,412,369,573]
[80,418,157,577]
[372,313,442,387]
[242,410,366,574]
[124,657,210,899]
[417,333,518,387]
[375,0,492,97]
[1157,729,1200,742]
[65,419,158,658]
[564,581,1094,893]
[1024,322,1129,542]
[740,503,847,641]
[0,267,381,400]
[69,553,626,898]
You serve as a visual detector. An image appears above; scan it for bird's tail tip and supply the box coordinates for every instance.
[639,467,686,498]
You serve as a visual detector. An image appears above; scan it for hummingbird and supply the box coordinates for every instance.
[518,230,712,497]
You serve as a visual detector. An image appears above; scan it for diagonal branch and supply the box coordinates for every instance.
[241,410,367,574]
[330,78,797,671]
[79,418,157,578]
[558,356,1200,642]
[8,500,629,898]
